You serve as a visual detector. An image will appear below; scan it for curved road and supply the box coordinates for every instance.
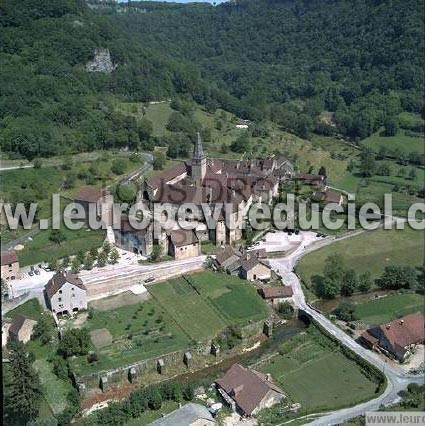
[269,231,424,425]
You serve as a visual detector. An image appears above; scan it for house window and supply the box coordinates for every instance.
[58,304,63,308]
[58,297,62,302]
[59,290,62,294]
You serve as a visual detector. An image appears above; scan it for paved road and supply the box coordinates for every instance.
[268,230,424,425]
[0,164,34,171]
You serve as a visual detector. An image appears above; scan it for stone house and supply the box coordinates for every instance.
[1,250,20,280]
[239,256,271,282]
[216,363,285,416]
[72,186,113,219]
[45,272,87,316]
[7,315,37,344]
[312,189,344,206]
[359,312,425,362]
[259,286,294,307]
[168,229,200,260]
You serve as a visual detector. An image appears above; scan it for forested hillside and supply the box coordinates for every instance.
[0,0,423,160]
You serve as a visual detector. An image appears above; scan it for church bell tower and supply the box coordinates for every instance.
[191,132,206,185]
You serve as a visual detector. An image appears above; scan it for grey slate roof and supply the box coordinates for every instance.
[149,403,214,426]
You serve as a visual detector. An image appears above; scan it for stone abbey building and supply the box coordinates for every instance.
[115,134,293,258]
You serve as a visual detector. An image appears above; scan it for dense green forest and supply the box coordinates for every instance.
[0,0,423,160]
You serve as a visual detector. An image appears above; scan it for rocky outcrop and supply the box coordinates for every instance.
[86,48,117,73]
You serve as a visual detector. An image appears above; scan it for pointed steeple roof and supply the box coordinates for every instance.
[193,132,206,160]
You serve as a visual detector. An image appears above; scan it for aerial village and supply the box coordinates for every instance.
[2,133,424,425]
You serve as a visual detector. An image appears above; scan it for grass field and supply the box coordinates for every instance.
[33,359,72,415]
[297,227,424,294]
[257,327,378,417]
[6,298,45,321]
[354,293,425,325]
[69,298,188,376]
[363,128,424,155]
[16,224,104,266]
[149,272,268,340]
[70,271,267,375]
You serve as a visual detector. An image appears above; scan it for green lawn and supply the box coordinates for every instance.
[258,329,378,415]
[7,298,45,321]
[33,359,72,415]
[297,227,424,294]
[17,225,104,266]
[354,293,425,326]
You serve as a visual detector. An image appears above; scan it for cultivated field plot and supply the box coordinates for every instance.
[149,272,268,340]
[354,293,425,326]
[258,332,377,413]
[69,299,189,376]
[297,227,424,293]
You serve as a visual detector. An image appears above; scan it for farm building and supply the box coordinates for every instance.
[45,272,87,316]
[359,312,425,361]
[149,402,215,426]
[312,189,344,206]
[293,173,326,186]
[239,257,271,282]
[71,186,113,218]
[168,229,200,260]
[1,250,20,281]
[259,286,294,306]
[7,315,37,344]
[216,363,285,416]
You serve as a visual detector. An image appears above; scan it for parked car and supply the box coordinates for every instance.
[144,276,155,283]
[34,269,40,275]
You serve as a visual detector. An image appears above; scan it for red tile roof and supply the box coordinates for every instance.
[380,312,425,349]
[1,250,18,266]
[216,364,285,416]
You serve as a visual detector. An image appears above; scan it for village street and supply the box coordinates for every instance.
[265,229,424,426]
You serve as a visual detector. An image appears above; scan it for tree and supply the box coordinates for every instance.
[333,302,358,322]
[32,315,54,345]
[48,258,60,272]
[278,301,294,319]
[341,269,358,296]
[84,253,95,270]
[408,168,417,180]
[359,148,376,177]
[318,166,327,176]
[230,134,250,153]
[137,117,153,141]
[102,240,112,255]
[33,158,43,169]
[109,248,120,264]
[384,117,398,136]
[70,258,81,273]
[147,386,162,410]
[153,150,166,170]
[97,250,108,268]
[150,244,162,261]
[377,265,418,290]
[111,158,127,175]
[59,329,90,358]
[324,254,346,284]
[4,340,42,424]
[49,229,66,246]
[89,247,98,260]
[376,163,391,176]
[358,271,372,292]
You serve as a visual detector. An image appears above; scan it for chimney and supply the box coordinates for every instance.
[399,319,404,325]
[266,373,271,382]
[386,324,391,330]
